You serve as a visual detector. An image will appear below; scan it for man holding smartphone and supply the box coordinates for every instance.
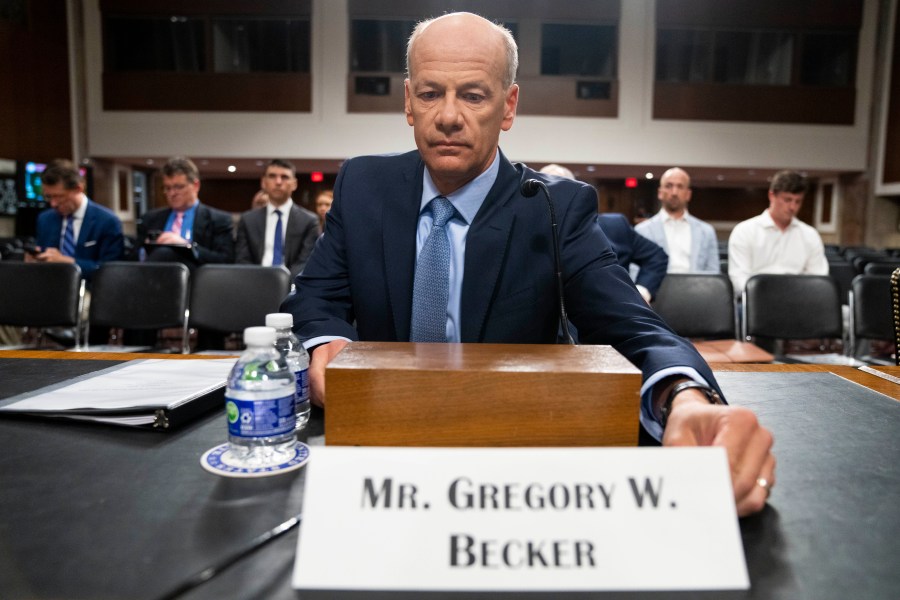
[29,159,124,281]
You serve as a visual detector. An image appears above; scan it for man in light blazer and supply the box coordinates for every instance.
[235,160,319,278]
[283,12,774,517]
[635,167,720,273]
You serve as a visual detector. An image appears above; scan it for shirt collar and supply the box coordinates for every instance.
[659,208,689,223]
[420,151,500,225]
[760,209,797,230]
[71,194,88,220]
[268,198,293,215]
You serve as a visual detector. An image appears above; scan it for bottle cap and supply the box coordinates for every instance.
[243,326,276,346]
[265,312,294,328]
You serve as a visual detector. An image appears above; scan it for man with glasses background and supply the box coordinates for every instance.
[137,156,235,270]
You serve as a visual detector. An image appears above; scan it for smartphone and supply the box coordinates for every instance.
[22,243,40,256]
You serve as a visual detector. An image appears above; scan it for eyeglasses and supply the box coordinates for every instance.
[163,183,191,193]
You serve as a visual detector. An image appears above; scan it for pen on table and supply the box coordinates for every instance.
[154,513,303,600]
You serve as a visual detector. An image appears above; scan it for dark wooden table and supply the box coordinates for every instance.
[0,351,898,599]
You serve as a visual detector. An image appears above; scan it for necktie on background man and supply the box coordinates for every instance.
[171,211,184,237]
[272,209,284,266]
[61,215,76,257]
[410,197,455,342]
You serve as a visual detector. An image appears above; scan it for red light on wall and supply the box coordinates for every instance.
[310,171,324,182]
[624,177,638,188]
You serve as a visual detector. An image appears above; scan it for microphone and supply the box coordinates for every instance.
[520,178,575,345]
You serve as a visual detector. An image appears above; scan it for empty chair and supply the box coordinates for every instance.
[848,275,894,365]
[0,262,84,348]
[189,265,291,350]
[743,274,843,361]
[86,262,190,352]
[863,261,900,276]
[652,274,735,339]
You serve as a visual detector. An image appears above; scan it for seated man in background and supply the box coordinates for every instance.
[235,160,320,278]
[635,167,720,274]
[27,159,124,346]
[30,159,123,281]
[541,164,668,303]
[137,156,234,270]
[728,170,828,296]
[284,12,774,517]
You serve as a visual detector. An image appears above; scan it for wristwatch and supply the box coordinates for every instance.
[660,381,723,428]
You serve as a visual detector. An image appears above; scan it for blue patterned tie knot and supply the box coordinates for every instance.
[410,197,455,342]
[61,215,76,257]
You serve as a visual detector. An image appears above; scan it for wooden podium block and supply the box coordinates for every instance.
[325,342,641,447]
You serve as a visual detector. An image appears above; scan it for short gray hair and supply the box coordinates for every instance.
[406,13,518,89]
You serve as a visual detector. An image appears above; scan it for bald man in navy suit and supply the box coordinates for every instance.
[283,12,775,516]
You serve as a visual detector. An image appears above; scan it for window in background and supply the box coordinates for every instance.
[350,19,416,73]
[105,17,205,72]
[800,32,857,87]
[541,23,616,78]
[212,18,310,73]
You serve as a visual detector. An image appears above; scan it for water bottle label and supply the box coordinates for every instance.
[295,368,310,401]
[225,392,296,438]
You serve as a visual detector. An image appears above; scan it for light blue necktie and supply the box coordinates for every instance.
[410,197,455,342]
[272,209,284,266]
[61,215,76,257]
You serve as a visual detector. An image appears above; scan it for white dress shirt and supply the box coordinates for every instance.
[659,209,692,273]
[728,209,829,295]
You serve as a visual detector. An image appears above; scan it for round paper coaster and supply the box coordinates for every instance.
[200,442,310,478]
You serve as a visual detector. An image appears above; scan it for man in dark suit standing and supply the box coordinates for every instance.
[235,160,319,278]
[137,156,234,269]
[283,12,775,516]
[31,159,123,281]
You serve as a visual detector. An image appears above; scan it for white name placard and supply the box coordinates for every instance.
[293,446,748,592]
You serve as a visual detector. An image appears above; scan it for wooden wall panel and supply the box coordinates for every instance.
[0,1,72,161]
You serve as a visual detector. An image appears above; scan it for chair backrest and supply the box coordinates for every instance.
[89,262,190,331]
[864,261,900,276]
[849,275,892,344]
[828,261,856,304]
[0,262,84,329]
[189,265,291,335]
[743,274,843,340]
[652,273,735,339]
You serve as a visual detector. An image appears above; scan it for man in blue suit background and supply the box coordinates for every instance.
[31,159,123,281]
[539,164,668,303]
[283,12,775,516]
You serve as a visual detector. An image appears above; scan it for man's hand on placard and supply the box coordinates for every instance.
[663,391,776,517]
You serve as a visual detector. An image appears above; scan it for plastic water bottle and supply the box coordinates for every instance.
[266,312,310,431]
[225,326,297,467]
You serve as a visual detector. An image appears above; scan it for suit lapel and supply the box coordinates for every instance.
[459,154,518,342]
[76,204,94,248]
[383,156,424,341]
[688,216,702,271]
[283,205,304,262]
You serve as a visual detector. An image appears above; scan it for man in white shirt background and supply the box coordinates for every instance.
[635,167,720,274]
[728,170,828,296]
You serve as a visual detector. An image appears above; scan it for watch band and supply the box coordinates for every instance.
[660,381,723,428]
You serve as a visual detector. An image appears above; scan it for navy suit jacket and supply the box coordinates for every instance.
[137,202,235,265]
[35,199,123,280]
[597,213,668,298]
[235,203,319,278]
[283,150,719,400]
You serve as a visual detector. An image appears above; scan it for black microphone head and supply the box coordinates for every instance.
[520,178,542,198]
